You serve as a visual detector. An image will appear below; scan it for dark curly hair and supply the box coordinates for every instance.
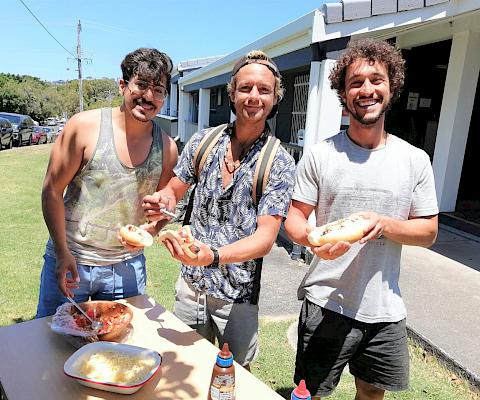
[329,39,405,106]
[121,48,173,93]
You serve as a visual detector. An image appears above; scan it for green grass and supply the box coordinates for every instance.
[0,144,478,399]
[253,318,479,399]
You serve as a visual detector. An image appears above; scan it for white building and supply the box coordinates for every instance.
[176,0,480,232]
[156,55,223,139]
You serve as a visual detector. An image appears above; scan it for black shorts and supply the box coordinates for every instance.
[294,299,409,397]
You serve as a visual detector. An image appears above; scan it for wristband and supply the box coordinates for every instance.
[210,247,219,267]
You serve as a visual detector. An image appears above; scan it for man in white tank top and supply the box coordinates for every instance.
[285,39,438,399]
[36,48,178,317]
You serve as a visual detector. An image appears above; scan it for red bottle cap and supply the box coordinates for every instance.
[220,343,232,358]
[293,380,311,398]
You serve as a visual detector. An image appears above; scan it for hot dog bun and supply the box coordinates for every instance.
[119,224,154,247]
[307,215,369,246]
[157,225,199,259]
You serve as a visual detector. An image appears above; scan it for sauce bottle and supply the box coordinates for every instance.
[291,379,311,400]
[208,343,235,400]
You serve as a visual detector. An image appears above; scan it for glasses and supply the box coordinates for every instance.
[125,80,168,100]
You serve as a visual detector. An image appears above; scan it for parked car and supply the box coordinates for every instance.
[32,126,49,145]
[0,112,34,146]
[46,117,57,126]
[47,128,58,143]
[0,117,13,150]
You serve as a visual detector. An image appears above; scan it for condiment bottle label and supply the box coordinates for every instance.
[210,374,235,400]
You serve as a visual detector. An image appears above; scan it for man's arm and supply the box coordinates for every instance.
[284,200,315,247]
[285,200,354,260]
[217,214,283,263]
[41,113,91,297]
[167,214,284,267]
[359,212,438,247]
[142,132,179,235]
[285,200,438,262]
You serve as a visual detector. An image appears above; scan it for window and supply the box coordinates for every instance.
[210,87,223,111]
[210,90,217,111]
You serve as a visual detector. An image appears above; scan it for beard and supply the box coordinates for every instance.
[345,99,389,125]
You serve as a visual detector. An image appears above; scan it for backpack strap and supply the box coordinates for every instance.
[183,123,228,226]
[252,136,281,205]
[250,135,281,305]
[192,123,228,179]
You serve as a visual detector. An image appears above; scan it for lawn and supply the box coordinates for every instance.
[0,144,478,399]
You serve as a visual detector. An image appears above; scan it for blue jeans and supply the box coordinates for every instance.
[36,253,146,318]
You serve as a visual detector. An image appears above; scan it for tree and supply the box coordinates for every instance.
[0,73,123,121]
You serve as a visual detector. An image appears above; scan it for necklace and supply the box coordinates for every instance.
[224,154,241,173]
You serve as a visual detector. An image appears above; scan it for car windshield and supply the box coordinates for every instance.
[0,114,21,124]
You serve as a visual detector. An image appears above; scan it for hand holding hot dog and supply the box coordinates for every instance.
[118,224,154,250]
[354,211,385,244]
[157,225,217,266]
[306,223,353,260]
[306,214,373,260]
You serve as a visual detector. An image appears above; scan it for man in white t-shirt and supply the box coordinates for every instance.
[285,39,438,399]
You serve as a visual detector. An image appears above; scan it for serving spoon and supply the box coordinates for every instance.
[66,296,104,332]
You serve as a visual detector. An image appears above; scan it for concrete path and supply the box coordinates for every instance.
[259,225,480,387]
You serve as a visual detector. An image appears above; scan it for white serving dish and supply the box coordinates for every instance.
[64,341,161,394]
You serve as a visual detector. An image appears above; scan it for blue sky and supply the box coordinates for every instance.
[1,0,324,82]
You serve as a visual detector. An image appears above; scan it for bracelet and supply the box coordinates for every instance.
[210,247,219,267]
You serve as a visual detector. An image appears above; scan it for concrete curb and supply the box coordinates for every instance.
[406,325,480,392]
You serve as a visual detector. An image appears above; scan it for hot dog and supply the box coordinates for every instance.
[307,215,369,246]
[118,224,154,247]
[157,225,200,259]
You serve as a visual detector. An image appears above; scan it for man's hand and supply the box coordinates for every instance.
[161,237,213,267]
[306,224,353,260]
[143,191,177,222]
[117,226,152,252]
[355,211,385,244]
[55,250,80,298]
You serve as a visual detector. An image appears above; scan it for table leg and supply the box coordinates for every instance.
[0,381,7,400]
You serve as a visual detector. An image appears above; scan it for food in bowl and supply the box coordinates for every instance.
[64,341,162,394]
[51,300,133,346]
[71,301,132,338]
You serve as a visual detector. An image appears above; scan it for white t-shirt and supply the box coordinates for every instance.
[293,131,439,323]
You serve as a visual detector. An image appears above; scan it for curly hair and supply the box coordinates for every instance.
[329,39,405,106]
[121,48,173,93]
[227,50,285,101]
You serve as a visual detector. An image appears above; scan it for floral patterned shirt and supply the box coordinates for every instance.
[174,123,295,303]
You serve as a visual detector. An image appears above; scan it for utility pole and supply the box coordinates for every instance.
[76,20,83,112]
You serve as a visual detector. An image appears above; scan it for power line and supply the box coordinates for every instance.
[17,0,77,59]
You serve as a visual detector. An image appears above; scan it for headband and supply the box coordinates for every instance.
[232,57,281,78]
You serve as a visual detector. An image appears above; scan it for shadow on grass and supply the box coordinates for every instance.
[12,315,35,324]
[277,386,294,399]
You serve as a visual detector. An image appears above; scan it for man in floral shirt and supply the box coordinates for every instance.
[143,50,295,368]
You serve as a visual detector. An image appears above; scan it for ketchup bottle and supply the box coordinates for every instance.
[291,379,311,400]
[208,343,235,400]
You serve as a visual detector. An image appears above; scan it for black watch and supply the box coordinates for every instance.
[210,247,219,267]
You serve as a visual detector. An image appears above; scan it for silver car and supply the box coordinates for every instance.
[0,112,34,146]
[0,117,13,150]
